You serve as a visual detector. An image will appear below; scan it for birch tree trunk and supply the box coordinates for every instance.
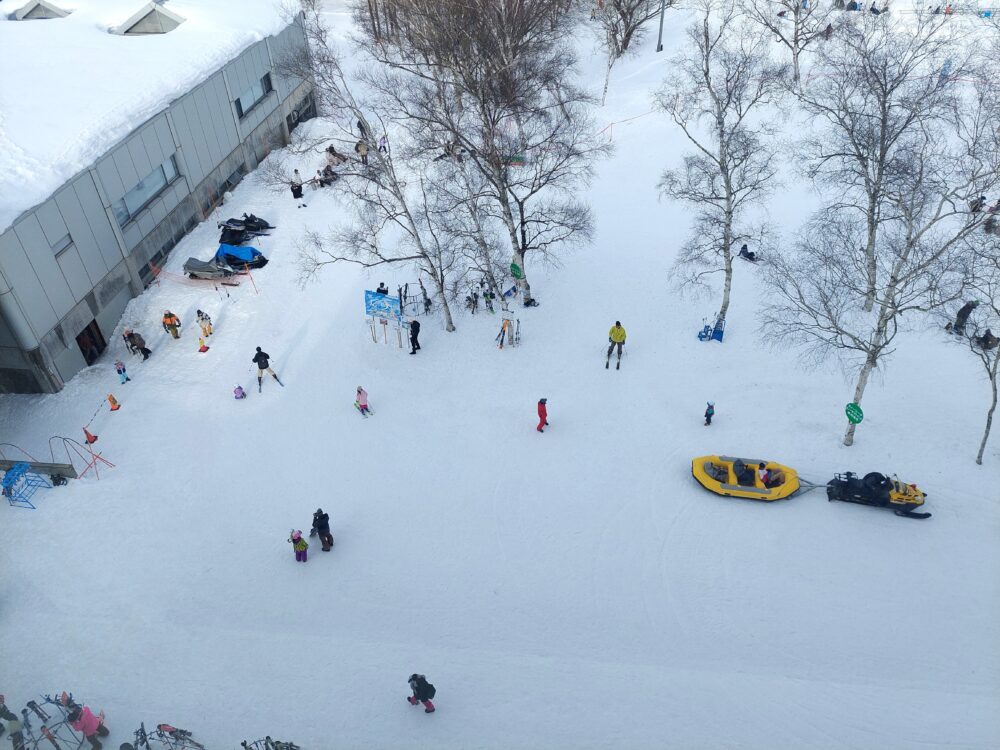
[976,350,999,464]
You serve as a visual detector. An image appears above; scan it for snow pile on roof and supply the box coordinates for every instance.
[0,0,290,233]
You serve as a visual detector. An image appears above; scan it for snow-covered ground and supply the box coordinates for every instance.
[1,4,998,749]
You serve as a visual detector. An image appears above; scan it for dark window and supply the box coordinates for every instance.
[235,73,273,119]
[75,320,106,366]
[112,154,179,227]
[52,233,73,257]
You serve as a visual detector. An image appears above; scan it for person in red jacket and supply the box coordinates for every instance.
[537,397,549,433]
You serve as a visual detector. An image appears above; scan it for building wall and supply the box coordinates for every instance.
[0,16,312,393]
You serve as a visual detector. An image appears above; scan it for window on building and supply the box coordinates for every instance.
[51,233,73,257]
[235,73,273,119]
[112,155,179,227]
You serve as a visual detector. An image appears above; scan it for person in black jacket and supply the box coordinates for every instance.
[311,508,334,551]
[407,674,436,713]
[252,347,283,391]
[409,319,421,354]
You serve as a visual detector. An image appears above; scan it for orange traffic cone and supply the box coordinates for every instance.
[107,394,121,411]
[198,337,209,353]
[83,427,98,444]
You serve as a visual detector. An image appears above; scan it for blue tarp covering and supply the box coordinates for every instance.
[215,244,263,262]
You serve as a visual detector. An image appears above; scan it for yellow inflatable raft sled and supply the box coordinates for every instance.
[692,455,801,501]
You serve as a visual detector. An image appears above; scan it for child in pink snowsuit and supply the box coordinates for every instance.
[68,705,108,749]
[356,386,370,415]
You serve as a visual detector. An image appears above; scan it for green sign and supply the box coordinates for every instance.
[510,262,523,279]
[845,402,864,424]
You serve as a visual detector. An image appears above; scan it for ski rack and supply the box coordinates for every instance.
[125,722,207,750]
[19,694,85,750]
[241,738,301,750]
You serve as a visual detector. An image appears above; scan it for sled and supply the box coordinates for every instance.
[692,455,801,501]
[826,471,931,519]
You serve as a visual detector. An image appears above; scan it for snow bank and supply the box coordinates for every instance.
[0,0,289,233]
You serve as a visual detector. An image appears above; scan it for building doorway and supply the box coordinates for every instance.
[76,319,106,365]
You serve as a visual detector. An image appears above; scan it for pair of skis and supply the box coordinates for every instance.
[258,377,284,393]
[355,402,374,418]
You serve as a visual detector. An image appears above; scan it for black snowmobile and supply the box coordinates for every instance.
[826,471,931,519]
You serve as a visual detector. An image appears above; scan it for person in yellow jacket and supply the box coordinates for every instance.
[162,310,181,339]
[607,321,626,369]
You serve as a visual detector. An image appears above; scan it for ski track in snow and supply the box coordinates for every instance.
[1,4,999,749]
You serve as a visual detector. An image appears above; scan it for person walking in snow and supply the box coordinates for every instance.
[407,674,436,713]
[291,169,306,207]
[355,386,371,416]
[67,703,109,750]
[378,135,388,153]
[128,330,151,360]
[704,402,715,426]
[196,310,213,337]
[289,530,308,562]
[537,397,549,433]
[355,139,369,166]
[357,118,368,140]
[162,310,181,339]
[311,508,334,551]
[251,347,283,392]
[607,321,626,369]
[123,329,137,355]
[409,319,421,354]
[114,359,131,384]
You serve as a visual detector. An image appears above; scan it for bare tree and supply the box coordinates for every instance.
[794,13,962,311]
[588,0,676,104]
[277,0,460,330]
[764,83,1000,446]
[953,243,1000,464]
[656,2,785,322]
[353,0,609,307]
[742,0,834,84]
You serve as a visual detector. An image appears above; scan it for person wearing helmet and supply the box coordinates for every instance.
[312,508,333,551]
[162,310,181,339]
[704,401,715,426]
[288,530,309,562]
[607,321,626,369]
[407,673,436,713]
[537,397,549,433]
[355,386,371,416]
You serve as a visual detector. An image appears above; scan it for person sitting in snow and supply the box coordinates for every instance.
[738,243,758,262]
[67,703,109,750]
[234,385,247,400]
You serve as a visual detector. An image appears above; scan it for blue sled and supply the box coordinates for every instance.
[698,317,726,342]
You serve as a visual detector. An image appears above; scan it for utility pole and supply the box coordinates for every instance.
[656,0,666,52]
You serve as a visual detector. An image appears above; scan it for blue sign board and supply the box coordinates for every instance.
[365,290,401,320]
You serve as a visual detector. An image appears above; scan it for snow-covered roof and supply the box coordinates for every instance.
[0,0,290,234]
[11,0,71,21]
[111,2,185,35]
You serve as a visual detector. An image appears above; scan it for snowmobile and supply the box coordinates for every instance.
[826,471,931,519]
[182,257,234,280]
[240,212,274,231]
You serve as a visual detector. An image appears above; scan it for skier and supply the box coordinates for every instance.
[114,359,131,384]
[607,321,626,369]
[312,508,334,551]
[289,530,308,562]
[704,401,715,426]
[407,674,436,713]
[355,386,371,416]
[537,397,549,433]
[162,310,181,339]
[127,330,151,360]
[355,139,369,166]
[67,703,109,750]
[252,347,283,392]
[196,310,213,337]
[948,300,979,336]
[234,384,247,400]
[291,170,306,207]
[409,319,421,354]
